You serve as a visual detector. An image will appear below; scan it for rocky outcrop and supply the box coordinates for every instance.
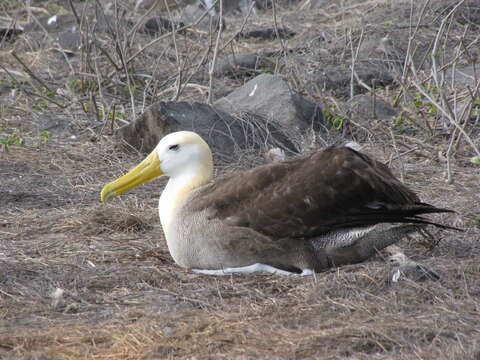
[214,74,324,133]
[116,101,297,163]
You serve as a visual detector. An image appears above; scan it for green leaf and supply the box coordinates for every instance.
[470,156,480,165]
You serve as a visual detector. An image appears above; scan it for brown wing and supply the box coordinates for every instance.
[192,146,451,239]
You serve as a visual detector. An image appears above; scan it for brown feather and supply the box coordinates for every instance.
[193,147,454,240]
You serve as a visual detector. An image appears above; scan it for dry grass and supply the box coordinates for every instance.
[1,128,479,360]
[1,0,480,359]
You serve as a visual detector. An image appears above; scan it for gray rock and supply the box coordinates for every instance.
[178,4,224,30]
[214,74,324,134]
[347,94,398,121]
[305,0,334,9]
[24,14,77,34]
[444,64,480,89]
[218,0,254,14]
[23,11,131,37]
[136,0,194,11]
[236,27,295,41]
[252,0,271,10]
[0,27,23,42]
[116,101,297,163]
[213,53,272,78]
[254,0,305,10]
[307,64,395,99]
[56,30,81,54]
[36,114,69,134]
[446,0,480,26]
[95,14,134,34]
[440,64,480,122]
[142,17,185,35]
[195,0,261,15]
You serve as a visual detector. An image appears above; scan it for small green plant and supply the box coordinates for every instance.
[474,107,480,120]
[0,131,25,152]
[473,216,480,228]
[470,156,480,165]
[81,103,91,113]
[393,115,405,133]
[258,68,274,75]
[68,78,102,94]
[429,50,445,58]
[350,26,360,36]
[32,101,49,111]
[45,91,56,99]
[46,3,68,15]
[323,106,346,131]
[414,92,424,109]
[331,116,344,130]
[425,102,437,116]
[68,79,82,92]
[413,91,438,118]
[38,130,52,144]
[122,84,141,95]
[106,111,127,121]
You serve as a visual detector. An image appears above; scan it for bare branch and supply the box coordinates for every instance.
[208,0,223,104]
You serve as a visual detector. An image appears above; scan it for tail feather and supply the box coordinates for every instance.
[398,202,455,215]
[326,203,462,232]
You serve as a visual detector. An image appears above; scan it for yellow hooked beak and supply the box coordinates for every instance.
[100,151,163,203]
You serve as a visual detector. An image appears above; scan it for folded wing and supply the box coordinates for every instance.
[193,147,453,240]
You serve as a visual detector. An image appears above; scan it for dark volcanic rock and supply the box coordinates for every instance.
[307,64,395,99]
[142,17,185,35]
[253,0,306,9]
[55,30,81,54]
[437,0,480,27]
[116,102,297,162]
[214,74,324,134]
[347,94,398,121]
[213,53,272,78]
[136,0,195,11]
[236,27,295,40]
[0,27,23,42]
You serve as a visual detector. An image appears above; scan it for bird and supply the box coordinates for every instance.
[100,131,457,275]
[386,246,440,284]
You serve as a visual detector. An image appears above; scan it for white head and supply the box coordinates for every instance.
[100,131,214,203]
[155,131,213,179]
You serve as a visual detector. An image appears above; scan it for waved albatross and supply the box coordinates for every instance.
[101,131,456,275]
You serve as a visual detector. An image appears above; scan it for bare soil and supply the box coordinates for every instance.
[1,0,479,359]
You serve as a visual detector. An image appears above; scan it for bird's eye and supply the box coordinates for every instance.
[168,144,179,151]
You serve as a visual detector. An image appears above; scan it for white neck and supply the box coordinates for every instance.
[159,164,212,238]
